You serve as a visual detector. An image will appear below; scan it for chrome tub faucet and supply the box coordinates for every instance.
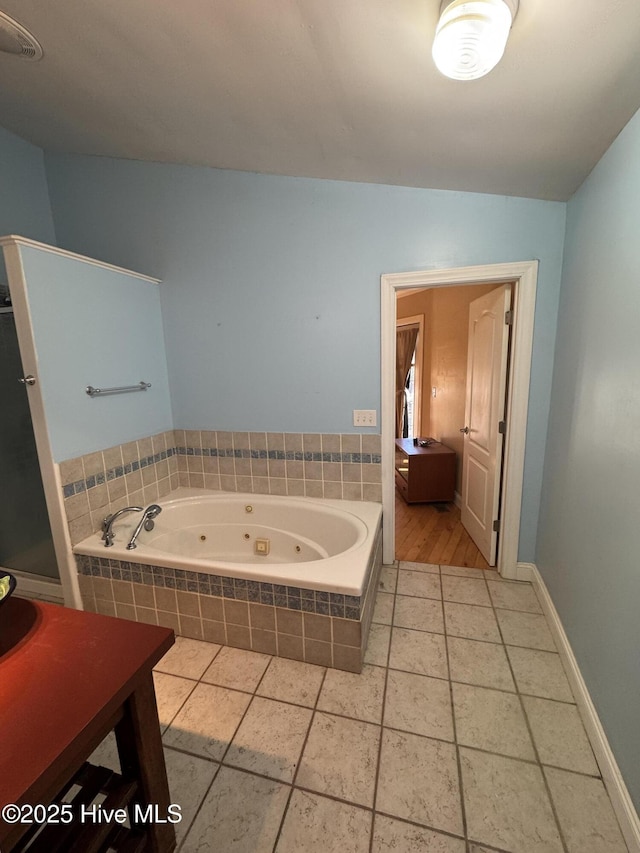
[127,504,162,550]
[101,506,144,547]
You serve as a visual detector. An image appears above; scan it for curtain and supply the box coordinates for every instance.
[396,326,418,438]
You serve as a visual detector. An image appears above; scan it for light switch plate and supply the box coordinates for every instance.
[353,409,377,427]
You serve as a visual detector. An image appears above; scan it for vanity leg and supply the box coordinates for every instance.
[115,673,176,853]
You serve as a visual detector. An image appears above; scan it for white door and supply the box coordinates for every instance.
[460,285,512,566]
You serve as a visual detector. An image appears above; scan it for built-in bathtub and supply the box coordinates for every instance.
[73,488,383,672]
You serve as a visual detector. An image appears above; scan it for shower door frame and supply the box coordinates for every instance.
[2,238,80,606]
[2,235,163,609]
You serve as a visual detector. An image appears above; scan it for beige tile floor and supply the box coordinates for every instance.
[92,562,629,853]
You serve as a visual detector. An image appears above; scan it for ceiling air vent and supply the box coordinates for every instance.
[0,11,43,60]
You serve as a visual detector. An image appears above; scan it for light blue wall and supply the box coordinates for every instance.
[18,244,173,462]
[44,155,566,561]
[0,125,55,245]
[0,124,56,304]
[537,107,640,808]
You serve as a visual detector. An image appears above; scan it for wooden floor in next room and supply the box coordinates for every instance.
[395,492,491,570]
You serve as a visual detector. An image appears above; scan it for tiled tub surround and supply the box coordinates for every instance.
[61,431,383,670]
[76,523,383,673]
[73,489,381,592]
[59,430,179,546]
[60,431,382,547]
[173,430,382,502]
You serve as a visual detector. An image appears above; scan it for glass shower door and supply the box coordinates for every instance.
[0,296,58,578]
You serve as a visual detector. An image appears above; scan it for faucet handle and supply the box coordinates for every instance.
[101,505,144,544]
[102,505,143,528]
[101,515,114,538]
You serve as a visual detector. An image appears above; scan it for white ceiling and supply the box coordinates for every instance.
[1,0,640,201]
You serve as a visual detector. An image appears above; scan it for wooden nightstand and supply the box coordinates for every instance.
[395,438,457,504]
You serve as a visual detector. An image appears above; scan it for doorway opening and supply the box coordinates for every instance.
[395,282,510,568]
[381,261,538,579]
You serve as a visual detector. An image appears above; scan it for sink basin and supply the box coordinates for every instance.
[0,572,16,610]
[0,594,40,659]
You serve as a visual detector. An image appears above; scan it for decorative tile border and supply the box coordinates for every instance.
[62,448,176,498]
[176,446,380,464]
[58,430,178,546]
[174,430,382,501]
[75,525,383,673]
[59,430,383,546]
[61,442,382,495]
[75,554,362,620]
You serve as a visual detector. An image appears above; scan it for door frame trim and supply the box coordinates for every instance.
[380,260,539,578]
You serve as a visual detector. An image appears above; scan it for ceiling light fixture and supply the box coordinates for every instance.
[432,0,518,81]
[0,10,43,60]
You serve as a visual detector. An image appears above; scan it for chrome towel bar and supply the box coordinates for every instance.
[86,381,151,397]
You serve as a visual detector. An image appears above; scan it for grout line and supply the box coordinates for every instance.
[372,807,468,846]
[154,678,199,735]
[187,760,300,795]
[459,840,515,853]
[203,661,580,710]
[162,743,220,765]
[271,662,330,850]
[172,647,272,851]
[487,573,571,853]
[160,735,223,850]
[174,764,221,853]
[441,564,470,844]
[158,681,587,773]
[169,754,219,847]
[368,575,396,853]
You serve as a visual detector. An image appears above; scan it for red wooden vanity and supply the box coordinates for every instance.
[0,597,175,852]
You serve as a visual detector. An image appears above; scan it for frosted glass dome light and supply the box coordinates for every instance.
[432,0,518,81]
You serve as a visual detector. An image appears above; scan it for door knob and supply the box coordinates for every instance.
[459,426,469,434]
[18,374,36,386]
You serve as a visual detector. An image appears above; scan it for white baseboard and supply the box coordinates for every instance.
[531,564,640,852]
[513,561,536,581]
[9,568,64,604]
